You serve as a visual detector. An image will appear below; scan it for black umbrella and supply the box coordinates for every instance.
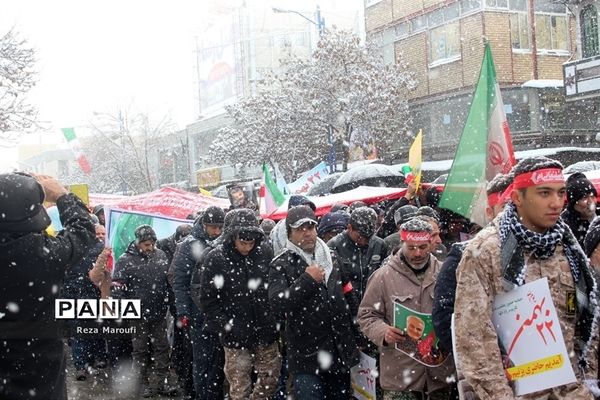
[307,172,344,196]
[331,164,404,193]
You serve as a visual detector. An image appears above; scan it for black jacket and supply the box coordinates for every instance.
[61,240,104,300]
[377,197,409,238]
[269,249,360,375]
[328,231,387,302]
[561,206,593,248]
[157,234,178,265]
[199,219,276,349]
[432,242,466,353]
[0,193,96,400]
[171,223,216,318]
[112,242,170,321]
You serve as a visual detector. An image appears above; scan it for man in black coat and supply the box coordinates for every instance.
[0,173,96,400]
[156,223,193,398]
[269,205,359,399]
[112,225,175,398]
[200,208,280,400]
[328,206,388,303]
[171,206,225,400]
[62,223,108,381]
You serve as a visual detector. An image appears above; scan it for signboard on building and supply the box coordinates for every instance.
[564,55,600,100]
[197,13,239,114]
[196,167,222,188]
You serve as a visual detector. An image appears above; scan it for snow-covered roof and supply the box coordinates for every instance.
[521,79,563,89]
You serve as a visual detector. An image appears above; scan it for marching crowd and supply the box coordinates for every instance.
[2,155,600,400]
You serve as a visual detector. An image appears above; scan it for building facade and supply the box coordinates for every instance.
[365,0,594,161]
[564,0,600,135]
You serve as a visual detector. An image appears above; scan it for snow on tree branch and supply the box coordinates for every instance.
[0,28,38,145]
[209,28,416,179]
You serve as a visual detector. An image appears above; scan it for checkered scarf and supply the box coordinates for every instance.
[499,202,599,371]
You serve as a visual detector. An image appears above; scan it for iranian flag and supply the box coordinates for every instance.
[438,43,515,227]
[259,162,286,216]
[62,127,92,174]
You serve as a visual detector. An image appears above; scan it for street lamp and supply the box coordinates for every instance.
[272,5,325,36]
[272,5,335,171]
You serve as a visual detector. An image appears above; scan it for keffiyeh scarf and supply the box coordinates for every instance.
[498,202,599,371]
[285,237,333,284]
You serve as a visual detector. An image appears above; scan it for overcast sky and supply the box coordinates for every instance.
[0,0,362,170]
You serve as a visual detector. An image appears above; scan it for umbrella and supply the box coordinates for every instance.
[331,164,404,193]
[307,172,344,196]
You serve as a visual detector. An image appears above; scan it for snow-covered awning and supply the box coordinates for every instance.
[521,79,563,89]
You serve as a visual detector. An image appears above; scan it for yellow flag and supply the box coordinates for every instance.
[408,130,423,190]
[69,184,90,205]
[199,187,213,197]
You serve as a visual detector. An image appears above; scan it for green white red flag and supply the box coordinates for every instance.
[61,127,91,174]
[438,43,515,227]
[259,163,286,216]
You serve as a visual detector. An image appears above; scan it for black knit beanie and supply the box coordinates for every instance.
[566,173,597,207]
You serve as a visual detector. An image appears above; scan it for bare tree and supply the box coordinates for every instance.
[64,108,176,194]
[0,28,38,146]
[209,28,416,178]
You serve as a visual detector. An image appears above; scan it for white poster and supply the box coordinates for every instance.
[491,278,576,396]
[350,352,377,400]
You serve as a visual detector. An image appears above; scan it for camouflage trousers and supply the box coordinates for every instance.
[223,342,281,400]
[384,387,453,400]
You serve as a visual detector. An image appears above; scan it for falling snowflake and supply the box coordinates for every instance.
[317,350,333,370]
[213,275,224,289]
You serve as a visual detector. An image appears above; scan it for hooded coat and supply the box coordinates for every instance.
[112,242,170,321]
[358,252,455,393]
[561,206,594,249]
[171,222,217,318]
[199,209,277,349]
[0,193,96,400]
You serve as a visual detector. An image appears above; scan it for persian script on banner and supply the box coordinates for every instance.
[350,352,377,400]
[491,278,576,396]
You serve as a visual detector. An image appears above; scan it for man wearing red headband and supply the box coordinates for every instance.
[358,219,455,399]
[454,156,600,399]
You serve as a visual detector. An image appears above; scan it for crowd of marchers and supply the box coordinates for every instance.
[2,155,600,400]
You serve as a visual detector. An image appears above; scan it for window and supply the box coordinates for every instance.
[581,5,599,58]
[429,21,461,63]
[365,0,383,7]
[460,0,482,14]
[395,22,409,39]
[535,14,569,51]
[510,13,530,49]
[487,0,508,9]
[410,15,427,33]
[509,0,527,12]
[486,0,526,11]
[534,1,566,14]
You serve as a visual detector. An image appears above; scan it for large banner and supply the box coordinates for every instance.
[105,207,192,264]
[287,161,331,194]
[492,278,576,396]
